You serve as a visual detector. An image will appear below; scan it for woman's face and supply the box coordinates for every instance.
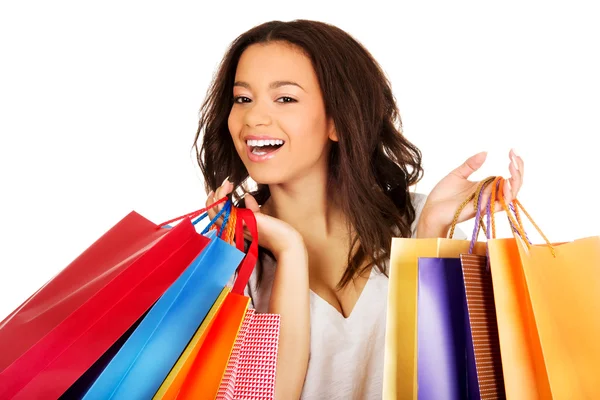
[228,41,337,185]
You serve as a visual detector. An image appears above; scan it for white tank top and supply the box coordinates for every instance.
[240,193,467,399]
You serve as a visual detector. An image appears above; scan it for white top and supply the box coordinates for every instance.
[241,193,467,399]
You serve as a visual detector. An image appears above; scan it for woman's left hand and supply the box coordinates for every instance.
[417,149,524,238]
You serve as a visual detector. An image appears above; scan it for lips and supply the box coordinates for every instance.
[244,136,285,162]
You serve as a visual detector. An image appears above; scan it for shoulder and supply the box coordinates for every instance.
[409,192,427,237]
[410,192,428,216]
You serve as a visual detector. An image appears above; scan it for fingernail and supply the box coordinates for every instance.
[207,190,214,197]
[511,148,519,157]
[511,155,519,171]
[222,176,230,186]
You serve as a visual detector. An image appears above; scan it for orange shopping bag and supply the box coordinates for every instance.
[488,178,600,399]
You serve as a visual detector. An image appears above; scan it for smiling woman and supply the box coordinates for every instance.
[227,43,337,185]
[194,19,523,399]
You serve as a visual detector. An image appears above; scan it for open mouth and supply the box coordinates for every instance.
[246,139,285,156]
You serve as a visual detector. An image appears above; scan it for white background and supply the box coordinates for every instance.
[0,0,597,321]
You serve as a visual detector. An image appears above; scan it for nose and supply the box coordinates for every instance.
[244,101,272,128]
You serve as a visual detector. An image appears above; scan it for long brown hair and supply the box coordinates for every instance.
[194,20,424,288]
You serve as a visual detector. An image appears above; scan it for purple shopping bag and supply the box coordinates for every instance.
[416,177,507,400]
[417,257,470,400]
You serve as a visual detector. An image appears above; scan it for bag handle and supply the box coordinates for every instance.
[467,177,496,253]
[157,196,228,228]
[157,197,259,293]
[483,178,529,243]
[231,207,259,295]
[448,176,526,254]
[448,176,496,239]
[488,178,556,257]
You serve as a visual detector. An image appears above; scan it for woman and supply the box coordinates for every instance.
[195,20,523,399]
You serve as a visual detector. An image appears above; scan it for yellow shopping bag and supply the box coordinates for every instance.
[383,178,494,399]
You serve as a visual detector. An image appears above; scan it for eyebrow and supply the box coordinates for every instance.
[233,80,306,91]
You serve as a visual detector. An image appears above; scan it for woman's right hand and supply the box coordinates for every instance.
[205,178,305,258]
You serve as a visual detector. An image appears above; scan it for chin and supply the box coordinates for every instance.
[247,171,286,186]
[244,164,291,186]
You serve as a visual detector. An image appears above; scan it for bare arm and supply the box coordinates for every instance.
[269,241,310,399]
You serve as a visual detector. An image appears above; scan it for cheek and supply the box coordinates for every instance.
[228,110,244,145]
[285,107,329,148]
[227,111,247,163]
[227,109,240,136]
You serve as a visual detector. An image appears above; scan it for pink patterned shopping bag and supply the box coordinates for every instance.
[217,309,280,400]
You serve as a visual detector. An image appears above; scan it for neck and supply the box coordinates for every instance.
[262,168,347,240]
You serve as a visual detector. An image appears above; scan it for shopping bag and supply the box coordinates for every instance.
[0,197,225,399]
[171,207,262,400]
[59,312,147,399]
[154,207,264,400]
[488,238,549,399]
[384,177,504,399]
[152,205,259,400]
[153,287,231,400]
[157,206,279,400]
[459,177,506,400]
[82,202,246,400]
[460,253,506,399]
[416,256,469,400]
[489,178,600,399]
[416,177,505,400]
[216,308,256,399]
[177,292,250,399]
[217,310,280,400]
[484,176,550,399]
[384,226,487,398]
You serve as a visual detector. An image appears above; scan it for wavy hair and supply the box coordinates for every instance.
[194,20,424,288]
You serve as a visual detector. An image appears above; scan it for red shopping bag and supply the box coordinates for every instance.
[0,199,225,399]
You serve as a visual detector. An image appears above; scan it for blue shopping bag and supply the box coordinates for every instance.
[82,201,245,400]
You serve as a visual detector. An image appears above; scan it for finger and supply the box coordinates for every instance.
[205,190,214,208]
[243,193,261,213]
[510,149,524,178]
[515,155,525,188]
[503,179,513,205]
[204,190,219,221]
[495,180,510,213]
[451,151,488,179]
[213,178,233,213]
[213,183,225,208]
[207,184,226,221]
[508,161,520,199]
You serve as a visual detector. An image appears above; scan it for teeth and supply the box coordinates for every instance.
[247,139,284,147]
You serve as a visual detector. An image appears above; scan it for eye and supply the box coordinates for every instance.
[276,96,297,103]
[233,96,251,104]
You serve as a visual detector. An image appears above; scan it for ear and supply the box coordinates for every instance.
[327,118,338,142]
